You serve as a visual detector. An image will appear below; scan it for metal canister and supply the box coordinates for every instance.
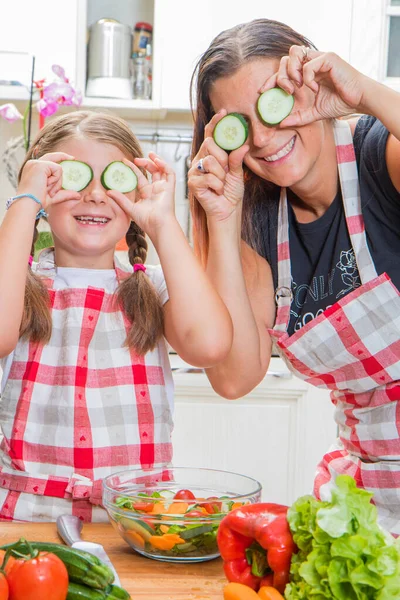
[87,19,132,79]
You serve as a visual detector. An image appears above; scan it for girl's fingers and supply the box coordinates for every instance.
[38,152,75,163]
[120,157,148,188]
[204,109,227,139]
[134,157,160,181]
[106,189,135,215]
[49,190,80,204]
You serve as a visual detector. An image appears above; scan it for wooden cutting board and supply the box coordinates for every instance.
[0,522,226,599]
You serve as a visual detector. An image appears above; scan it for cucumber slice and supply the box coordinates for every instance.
[180,524,213,540]
[258,88,294,125]
[213,113,248,151]
[101,161,138,193]
[60,160,93,192]
[119,517,153,541]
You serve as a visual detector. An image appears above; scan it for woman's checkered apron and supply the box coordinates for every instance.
[270,120,400,535]
[0,250,173,522]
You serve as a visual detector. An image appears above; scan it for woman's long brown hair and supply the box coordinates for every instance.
[19,110,163,354]
[189,18,316,266]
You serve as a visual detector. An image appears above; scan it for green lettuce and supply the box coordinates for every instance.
[285,475,400,600]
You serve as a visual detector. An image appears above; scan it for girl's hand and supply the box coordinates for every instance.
[17,152,80,209]
[106,152,176,236]
[188,110,249,222]
[261,46,367,127]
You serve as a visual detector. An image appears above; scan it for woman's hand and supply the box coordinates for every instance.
[106,152,176,237]
[17,152,80,210]
[261,46,368,127]
[188,110,249,222]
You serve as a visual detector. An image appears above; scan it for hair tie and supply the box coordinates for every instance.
[28,255,33,267]
[133,263,146,273]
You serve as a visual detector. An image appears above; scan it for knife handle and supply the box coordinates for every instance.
[57,514,83,546]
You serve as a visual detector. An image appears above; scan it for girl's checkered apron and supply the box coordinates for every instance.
[0,250,173,522]
[271,120,400,535]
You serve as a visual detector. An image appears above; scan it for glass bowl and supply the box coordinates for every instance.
[103,466,261,563]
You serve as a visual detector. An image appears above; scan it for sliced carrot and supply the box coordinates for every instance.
[151,502,166,514]
[148,533,185,551]
[160,524,170,534]
[223,582,260,600]
[231,502,244,510]
[167,501,189,514]
[258,587,285,600]
[125,530,145,549]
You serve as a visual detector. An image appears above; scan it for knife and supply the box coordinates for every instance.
[56,514,121,586]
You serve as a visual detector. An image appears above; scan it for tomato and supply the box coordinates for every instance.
[132,502,154,513]
[173,489,196,501]
[200,496,222,514]
[7,551,68,600]
[0,574,8,600]
[0,550,16,576]
[186,510,206,518]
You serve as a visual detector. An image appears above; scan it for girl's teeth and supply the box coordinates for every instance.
[265,137,295,162]
[75,216,109,224]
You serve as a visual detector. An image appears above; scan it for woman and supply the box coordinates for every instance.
[188,18,400,534]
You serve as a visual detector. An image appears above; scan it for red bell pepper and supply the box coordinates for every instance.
[217,503,296,593]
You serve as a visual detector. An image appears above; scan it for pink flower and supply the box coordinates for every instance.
[0,103,23,123]
[36,98,59,118]
[51,64,68,82]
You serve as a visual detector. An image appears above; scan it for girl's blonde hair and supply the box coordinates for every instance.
[19,110,163,354]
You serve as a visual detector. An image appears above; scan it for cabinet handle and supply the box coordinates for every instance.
[266,370,292,379]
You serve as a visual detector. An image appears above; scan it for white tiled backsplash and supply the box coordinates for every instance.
[0,111,194,266]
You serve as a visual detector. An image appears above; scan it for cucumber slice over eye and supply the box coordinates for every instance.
[213,113,248,151]
[101,161,138,193]
[257,88,294,125]
[60,160,93,192]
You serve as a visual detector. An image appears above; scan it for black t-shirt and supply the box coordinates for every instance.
[256,116,400,336]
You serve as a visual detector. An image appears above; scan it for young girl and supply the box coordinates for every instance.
[0,110,232,522]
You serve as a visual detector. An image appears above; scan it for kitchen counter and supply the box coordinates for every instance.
[0,523,226,599]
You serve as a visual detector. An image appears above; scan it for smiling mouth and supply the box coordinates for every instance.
[74,216,111,225]
[264,136,296,162]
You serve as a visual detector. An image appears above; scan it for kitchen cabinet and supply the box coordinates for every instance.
[0,0,79,100]
[156,0,354,111]
[172,357,337,506]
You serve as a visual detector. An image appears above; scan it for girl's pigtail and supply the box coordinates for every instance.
[116,222,164,354]
[20,224,52,343]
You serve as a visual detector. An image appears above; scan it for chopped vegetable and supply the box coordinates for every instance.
[148,534,185,551]
[286,475,400,600]
[258,587,284,600]
[257,88,294,126]
[223,582,260,600]
[213,113,249,151]
[217,504,296,593]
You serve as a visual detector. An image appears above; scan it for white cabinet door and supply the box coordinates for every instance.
[155,0,353,111]
[172,359,337,505]
[0,0,78,88]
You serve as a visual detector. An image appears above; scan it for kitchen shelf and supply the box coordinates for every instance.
[81,95,167,119]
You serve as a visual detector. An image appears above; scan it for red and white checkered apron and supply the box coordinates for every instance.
[270,120,400,535]
[0,249,173,522]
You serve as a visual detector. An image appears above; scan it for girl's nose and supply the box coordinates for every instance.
[82,179,107,204]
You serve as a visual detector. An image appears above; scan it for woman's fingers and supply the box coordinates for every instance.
[228,144,250,177]
[192,154,227,180]
[204,109,227,139]
[275,56,295,95]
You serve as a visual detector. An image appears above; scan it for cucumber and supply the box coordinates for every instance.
[101,162,138,193]
[179,524,213,540]
[61,160,93,192]
[213,113,248,151]
[1,540,114,590]
[119,517,153,541]
[67,582,131,600]
[257,88,294,125]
